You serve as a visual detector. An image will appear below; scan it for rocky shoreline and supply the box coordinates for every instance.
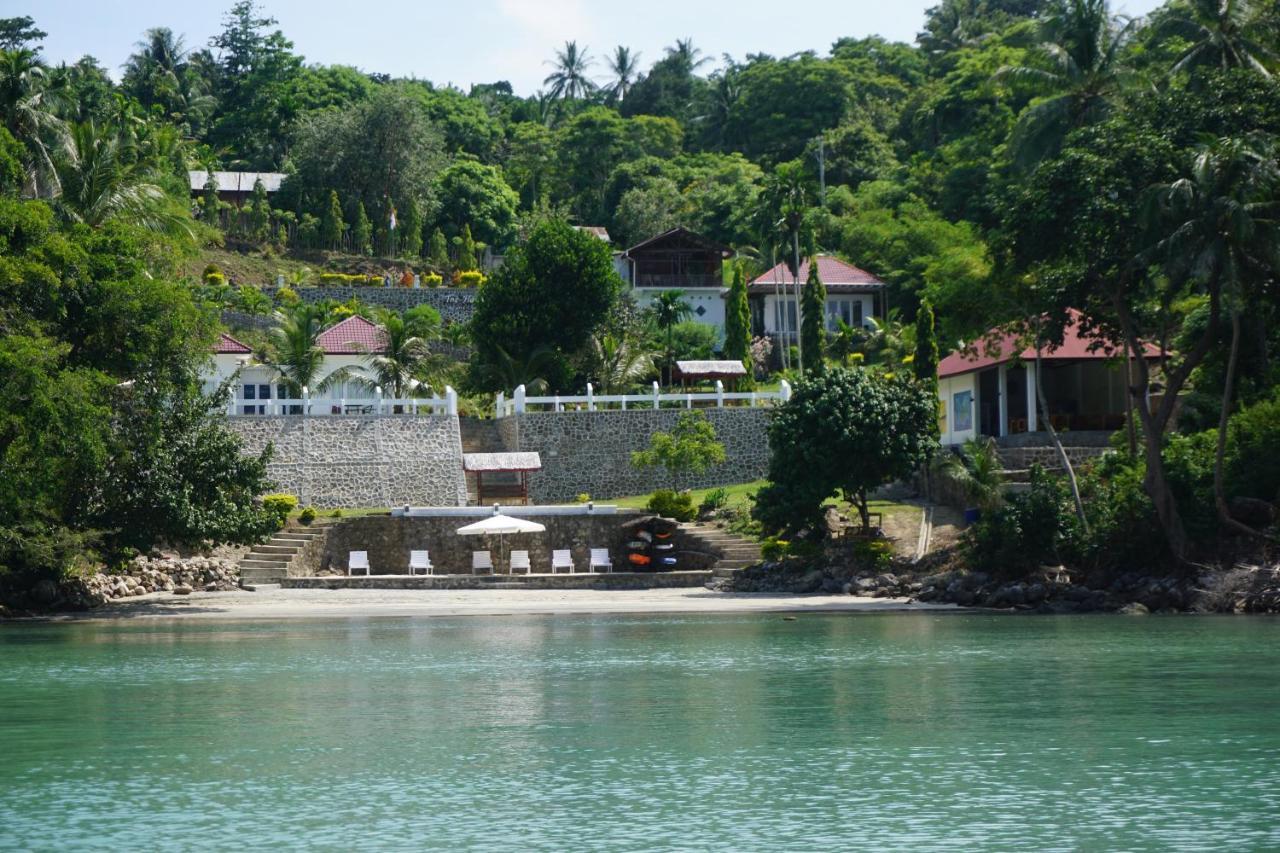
[3,555,243,616]
[716,551,1280,614]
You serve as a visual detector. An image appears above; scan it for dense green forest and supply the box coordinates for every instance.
[1,0,1278,586]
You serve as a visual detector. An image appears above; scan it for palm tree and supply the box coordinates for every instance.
[756,161,816,370]
[359,313,431,402]
[586,330,656,394]
[476,344,559,394]
[827,318,866,367]
[665,38,711,74]
[0,47,67,195]
[122,28,215,133]
[604,46,641,102]
[543,41,596,100]
[939,437,1007,512]
[1157,0,1274,79]
[858,311,914,372]
[1150,134,1280,535]
[652,290,693,386]
[997,0,1139,168]
[53,121,193,237]
[265,305,353,398]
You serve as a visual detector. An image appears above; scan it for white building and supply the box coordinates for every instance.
[620,227,732,340]
[747,255,887,347]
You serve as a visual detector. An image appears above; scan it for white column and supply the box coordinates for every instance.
[514,384,526,414]
[997,365,1009,437]
[715,380,724,408]
[495,392,505,419]
[445,386,458,416]
[586,383,595,412]
[1025,364,1038,432]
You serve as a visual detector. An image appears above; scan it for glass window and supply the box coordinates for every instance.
[242,384,257,400]
[774,300,797,332]
[258,384,271,400]
[825,299,865,331]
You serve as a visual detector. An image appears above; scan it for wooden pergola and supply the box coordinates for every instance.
[463,452,542,505]
[674,359,748,390]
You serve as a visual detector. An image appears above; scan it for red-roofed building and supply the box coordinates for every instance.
[747,255,887,349]
[937,309,1164,445]
[315,315,389,355]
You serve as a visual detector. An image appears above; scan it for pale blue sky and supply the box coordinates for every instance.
[25,0,1166,95]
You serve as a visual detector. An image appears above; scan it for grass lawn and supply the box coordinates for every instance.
[609,482,921,527]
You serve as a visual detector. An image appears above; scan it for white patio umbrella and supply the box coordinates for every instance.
[456,512,546,574]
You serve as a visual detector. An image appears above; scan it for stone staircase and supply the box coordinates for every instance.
[676,521,763,579]
[240,525,328,585]
[459,418,509,505]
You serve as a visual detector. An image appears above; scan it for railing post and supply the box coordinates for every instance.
[514,384,526,414]
[227,394,236,417]
[340,395,346,416]
[495,392,505,419]
[303,386,310,417]
[780,379,792,403]
[375,386,383,415]
[652,381,660,410]
[686,393,692,409]
[715,380,724,408]
[621,395,627,411]
[586,383,595,412]
[553,393,561,413]
[750,391,757,407]
[445,386,458,416]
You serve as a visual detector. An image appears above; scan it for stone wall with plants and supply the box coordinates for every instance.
[262,286,476,323]
[506,409,773,502]
[227,415,468,508]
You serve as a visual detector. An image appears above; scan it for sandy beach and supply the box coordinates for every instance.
[43,585,954,621]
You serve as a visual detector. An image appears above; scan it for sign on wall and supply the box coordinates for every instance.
[953,390,973,432]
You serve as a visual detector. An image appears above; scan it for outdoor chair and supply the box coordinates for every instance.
[551,549,575,574]
[348,550,370,576]
[472,550,493,575]
[409,550,433,576]
[589,548,612,573]
[509,550,531,575]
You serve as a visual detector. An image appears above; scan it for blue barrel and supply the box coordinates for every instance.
[963,507,982,525]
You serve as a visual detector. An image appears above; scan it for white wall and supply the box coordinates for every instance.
[939,373,977,446]
[631,287,727,343]
[758,293,875,335]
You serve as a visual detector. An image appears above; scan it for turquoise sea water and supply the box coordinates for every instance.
[2,612,1278,851]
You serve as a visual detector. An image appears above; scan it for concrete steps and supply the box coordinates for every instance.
[676,521,762,579]
[239,525,327,584]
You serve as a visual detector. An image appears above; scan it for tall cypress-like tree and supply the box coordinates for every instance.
[427,227,449,272]
[352,201,372,256]
[247,178,270,242]
[201,173,220,227]
[723,263,751,363]
[321,190,344,250]
[913,300,939,390]
[800,259,826,374]
[456,223,478,270]
[401,198,423,258]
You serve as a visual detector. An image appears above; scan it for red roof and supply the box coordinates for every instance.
[315,315,388,355]
[938,309,1163,378]
[748,255,885,294]
[213,333,253,354]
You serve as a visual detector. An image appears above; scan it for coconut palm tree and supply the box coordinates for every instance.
[122,28,215,134]
[755,161,816,370]
[265,305,353,398]
[357,312,432,403]
[0,47,67,195]
[997,0,1139,169]
[652,290,693,386]
[1157,0,1275,79]
[586,330,656,394]
[604,46,641,102]
[665,38,711,74]
[939,437,1007,512]
[543,41,596,100]
[53,121,193,237]
[1149,134,1280,535]
[474,344,558,394]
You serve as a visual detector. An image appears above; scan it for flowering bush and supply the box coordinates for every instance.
[422,273,444,288]
[455,270,486,288]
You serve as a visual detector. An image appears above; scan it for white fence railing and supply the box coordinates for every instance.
[228,386,458,417]
[495,380,791,418]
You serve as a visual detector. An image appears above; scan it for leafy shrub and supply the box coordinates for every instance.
[699,487,729,514]
[1227,389,1280,505]
[330,508,344,518]
[261,494,298,529]
[964,466,1073,579]
[646,488,696,521]
[574,493,591,504]
[317,272,381,287]
[851,538,894,571]
[298,506,317,526]
[276,286,300,306]
[456,270,486,288]
[760,536,789,561]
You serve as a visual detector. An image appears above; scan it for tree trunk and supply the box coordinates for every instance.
[793,231,803,373]
[856,488,871,534]
[1213,308,1272,539]
[1034,348,1089,535]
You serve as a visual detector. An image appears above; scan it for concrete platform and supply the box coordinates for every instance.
[282,571,713,590]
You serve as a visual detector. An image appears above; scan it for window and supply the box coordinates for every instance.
[773,300,797,333]
[825,298,863,331]
[257,383,272,400]
[242,384,257,400]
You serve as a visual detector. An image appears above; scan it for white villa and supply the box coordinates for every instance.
[747,255,886,346]
[937,309,1163,446]
[620,227,733,338]
[206,316,399,414]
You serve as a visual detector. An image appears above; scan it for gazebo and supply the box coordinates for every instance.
[674,360,748,390]
[463,452,542,505]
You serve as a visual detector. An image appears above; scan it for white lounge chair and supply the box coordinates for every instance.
[509,550,531,575]
[348,550,370,576]
[552,549,574,574]
[589,548,612,573]
[409,550,433,576]
[472,550,493,575]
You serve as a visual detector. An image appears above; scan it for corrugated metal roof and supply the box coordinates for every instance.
[315,315,388,355]
[938,309,1164,378]
[463,452,543,472]
[188,170,286,193]
[747,255,885,294]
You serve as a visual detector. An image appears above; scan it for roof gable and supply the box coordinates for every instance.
[213,333,253,354]
[748,255,885,292]
[315,315,388,355]
[624,227,731,257]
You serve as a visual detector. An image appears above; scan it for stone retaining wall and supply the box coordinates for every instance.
[503,409,773,502]
[263,286,477,323]
[313,512,648,575]
[997,445,1112,470]
[228,415,467,508]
